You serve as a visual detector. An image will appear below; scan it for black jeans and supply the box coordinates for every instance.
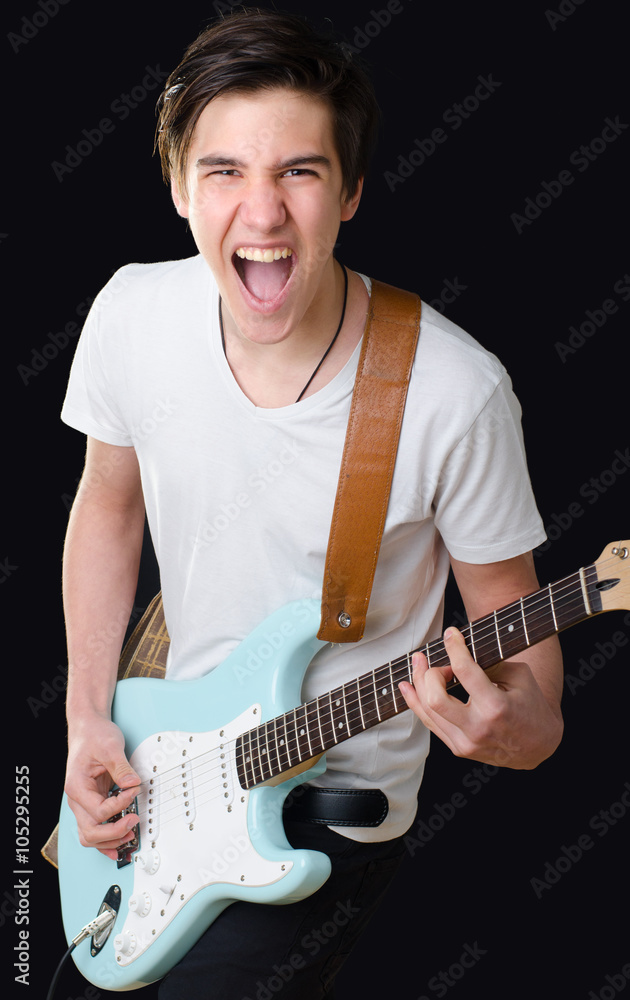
[158,815,407,999]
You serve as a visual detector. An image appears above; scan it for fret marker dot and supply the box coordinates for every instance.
[280,739,285,746]
[382,688,388,696]
[338,723,344,729]
[508,625,514,632]
[335,700,341,707]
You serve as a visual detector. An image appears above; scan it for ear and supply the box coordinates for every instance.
[171,177,190,219]
[340,177,364,222]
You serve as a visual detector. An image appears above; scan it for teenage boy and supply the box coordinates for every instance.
[61,10,562,997]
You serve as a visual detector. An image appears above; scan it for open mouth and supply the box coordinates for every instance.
[232,246,296,304]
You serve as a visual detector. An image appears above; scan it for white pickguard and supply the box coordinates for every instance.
[114,705,293,968]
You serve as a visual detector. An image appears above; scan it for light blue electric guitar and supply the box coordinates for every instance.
[57,541,630,990]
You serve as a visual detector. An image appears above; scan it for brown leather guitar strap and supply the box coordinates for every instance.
[114,279,421,672]
[40,278,421,868]
[317,278,421,643]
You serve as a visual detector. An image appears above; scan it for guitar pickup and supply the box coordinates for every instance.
[107,786,140,869]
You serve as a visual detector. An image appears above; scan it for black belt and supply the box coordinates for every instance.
[283,787,388,827]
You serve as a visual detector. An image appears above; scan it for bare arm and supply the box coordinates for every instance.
[400,552,564,769]
[63,437,146,856]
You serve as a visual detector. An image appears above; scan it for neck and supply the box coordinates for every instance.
[236,559,609,788]
[220,262,367,407]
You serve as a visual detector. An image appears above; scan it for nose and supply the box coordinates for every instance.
[239,180,287,233]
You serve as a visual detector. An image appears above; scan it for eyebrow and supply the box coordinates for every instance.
[195,154,333,171]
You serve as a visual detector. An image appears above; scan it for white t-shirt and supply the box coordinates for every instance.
[61,254,546,841]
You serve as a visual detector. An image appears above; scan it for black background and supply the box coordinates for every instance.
[3,0,629,998]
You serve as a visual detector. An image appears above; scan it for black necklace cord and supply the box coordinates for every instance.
[219,261,349,403]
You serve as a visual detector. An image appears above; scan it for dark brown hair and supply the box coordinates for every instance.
[155,8,380,200]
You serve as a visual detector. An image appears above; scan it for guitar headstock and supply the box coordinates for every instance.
[593,540,630,612]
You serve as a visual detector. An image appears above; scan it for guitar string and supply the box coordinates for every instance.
[129,557,620,817]
[123,559,624,831]
[132,568,596,825]
[127,558,618,820]
[129,584,592,835]
[135,580,595,831]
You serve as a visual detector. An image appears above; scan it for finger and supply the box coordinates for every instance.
[399,651,430,714]
[441,627,500,699]
[400,651,455,731]
[68,796,139,851]
[65,775,140,826]
[406,641,477,737]
[400,662,465,754]
[108,758,141,792]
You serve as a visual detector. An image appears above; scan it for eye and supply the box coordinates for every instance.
[204,169,242,185]
[282,168,316,177]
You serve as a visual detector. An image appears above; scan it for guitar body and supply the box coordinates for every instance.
[58,599,331,992]
[57,539,630,991]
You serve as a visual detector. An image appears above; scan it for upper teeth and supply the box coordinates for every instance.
[235,247,293,262]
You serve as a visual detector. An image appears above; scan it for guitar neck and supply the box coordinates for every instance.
[236,562,606,789]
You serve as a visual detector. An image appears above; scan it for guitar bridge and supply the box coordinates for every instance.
[107,786,140,869]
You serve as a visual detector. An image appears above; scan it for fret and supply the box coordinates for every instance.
[372,672,382,722]
[402,652,414,685]
[276,712,290,773]
[358,672,378,729]
[356,677,366,730]
[235,735,247,789]
[249,727,265,786]
[242,731,256,787]
[522,587,555,646]
[326,691,336,744]
[316,691,333,750]
[425,640,449,670]
[342,678,362,737]
[548,583,558,632]
[495,601,528,661]
[470,614,501,669]
[293,704,311,762]
[288,709,300,764]
[326,691,337,746]
[303,702,316,758]
[388,661,399,714]
[329,688,345,743]
[256,721,272,782]
[519,597,530,646]
[272,716,282,775]
[238,558,608,787]
[552,569,599,630]
[373,665,397,722]
[468,622,476,661]
[459,625,471,657]
[341,684,351,736]
[314,695,326,754]
[493,610,503,660]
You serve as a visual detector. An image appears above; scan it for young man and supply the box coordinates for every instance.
[60,9,563,997]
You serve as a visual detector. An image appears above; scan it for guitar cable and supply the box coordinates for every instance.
[46,910,116,1000]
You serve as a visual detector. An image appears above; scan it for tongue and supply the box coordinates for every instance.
[239,257,292,301]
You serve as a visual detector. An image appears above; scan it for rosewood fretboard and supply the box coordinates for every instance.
[236,563,606,789]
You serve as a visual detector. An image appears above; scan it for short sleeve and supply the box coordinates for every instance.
[433,374,545,562]
[60,277,133,447]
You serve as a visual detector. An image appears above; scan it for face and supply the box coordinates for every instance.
[171,88,363,345]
